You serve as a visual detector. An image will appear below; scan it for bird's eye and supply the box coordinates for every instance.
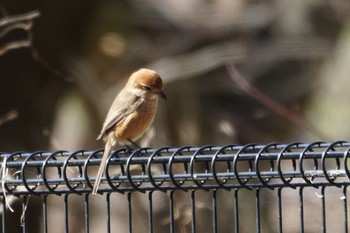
[142,85,152,91]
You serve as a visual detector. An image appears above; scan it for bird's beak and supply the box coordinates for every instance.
[159,91,167,100]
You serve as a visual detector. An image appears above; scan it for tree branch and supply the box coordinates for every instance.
[0,10,39,56]
[0,10,40,27]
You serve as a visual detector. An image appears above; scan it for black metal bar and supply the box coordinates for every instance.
[128,192,132,233]
[2,181,349,196]
[22,195,27,233]
[64,194,69,233]
[169,191,174,233]
[106,193,111,233]
[2,195,7,233]
[233,189,239,233]
[321,187,326,233]
[255,189,260,233]
[191,190,196,233]
[84,194,89,233]
[277,188,283,233]
[299,188,304,233]
[2,169,349,185]
[212,190,217,233]
[148,191,153,233]
[5,168,350,185]
[43,195,47,233]
[343,186,348,233]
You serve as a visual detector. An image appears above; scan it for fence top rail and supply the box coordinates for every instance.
[1,141,350,195]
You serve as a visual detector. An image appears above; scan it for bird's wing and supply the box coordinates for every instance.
[97,94,143,140]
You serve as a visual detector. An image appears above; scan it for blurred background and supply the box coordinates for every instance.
[1,0,350,232]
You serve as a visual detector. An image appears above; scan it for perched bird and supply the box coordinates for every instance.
[92,68,166,194]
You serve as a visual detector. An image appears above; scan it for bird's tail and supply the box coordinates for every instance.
[92,139,112,194]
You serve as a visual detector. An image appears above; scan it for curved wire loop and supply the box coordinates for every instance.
[42,150,66,195]
[299,141,325,188]
[255,143,279,190]
[21,151,46,195]
[343,145,350,180]
[232,144,257,190]
[84,149,104,191]
[211,144,236,190]
[125,149,147,192]
[106,148,129,193]
[190,145,217,191]
[63,150,86,194]
[276,142,301,189]
[167,146,192,190]
[3,151,27,194]
[146,147,171,191]
[321,141,344,187]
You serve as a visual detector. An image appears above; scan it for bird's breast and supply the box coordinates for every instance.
[114,98,159,144]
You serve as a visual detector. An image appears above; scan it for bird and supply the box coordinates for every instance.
[92,68,166,194]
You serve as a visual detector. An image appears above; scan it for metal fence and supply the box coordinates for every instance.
[1,141,350,232]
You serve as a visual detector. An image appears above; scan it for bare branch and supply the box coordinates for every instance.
[0,10,40,27]
[0,40,31,56]
[0,9,39,56]
[0,22,32,38]
[0,110,18,126]
[226,64,330,140]
[0,9,61,77]
[227,64,306,126]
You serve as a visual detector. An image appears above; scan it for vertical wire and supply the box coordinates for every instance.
[2,195,6,233]
[321,187,326,233]
[191,190,196,233]
[255,189,260,233]
[128,192,132,233]
[212,190,217,233]
[84,194,89,233]
[106,193,111,233]
[343,186,348,233]
[299,187,304,233]
[43,195,48,233]
[277,188,283,233]
[169,191,174,233]
[64,194,69,233]
[234,189,239,233]
[148,191,153,233]
[22,195,27,233]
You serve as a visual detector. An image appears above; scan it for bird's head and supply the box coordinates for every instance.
[128,68,167,100]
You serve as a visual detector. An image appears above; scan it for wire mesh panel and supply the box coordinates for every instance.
[0,142,350,232]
